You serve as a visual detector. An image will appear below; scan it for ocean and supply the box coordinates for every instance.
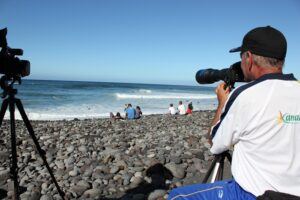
[3,79,217,120]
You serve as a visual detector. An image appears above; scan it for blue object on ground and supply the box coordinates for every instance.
[168,179,256,200]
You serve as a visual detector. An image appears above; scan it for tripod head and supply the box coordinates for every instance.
[0,75,21,98]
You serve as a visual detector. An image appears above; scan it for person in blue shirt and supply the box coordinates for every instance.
[125,103,136,120]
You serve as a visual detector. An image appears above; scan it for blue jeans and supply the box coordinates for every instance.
[168,179,256,200]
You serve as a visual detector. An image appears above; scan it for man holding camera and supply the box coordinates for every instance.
[168,26,300,199]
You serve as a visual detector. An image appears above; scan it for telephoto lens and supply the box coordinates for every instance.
[195,61,244,88]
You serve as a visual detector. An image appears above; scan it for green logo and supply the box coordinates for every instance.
[278,111,300,124]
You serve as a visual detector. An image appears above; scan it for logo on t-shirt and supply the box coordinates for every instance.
[278,111,300,124]
[218,190,224,199]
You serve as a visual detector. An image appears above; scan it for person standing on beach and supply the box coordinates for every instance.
[168,103,176,115]
[168,26,300,199]
[125,104,136,120]
[177,101,186,115]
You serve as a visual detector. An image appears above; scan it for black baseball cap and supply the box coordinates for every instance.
[230,26,287,60]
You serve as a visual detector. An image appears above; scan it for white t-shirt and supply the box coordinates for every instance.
[178,104,186,115]
[210,74,300,197]
[169,106,176,115]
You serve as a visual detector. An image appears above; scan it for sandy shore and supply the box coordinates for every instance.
[0,110,227,200]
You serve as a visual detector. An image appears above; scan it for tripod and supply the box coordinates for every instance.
[0,76,65,200]
[202,151,232,183]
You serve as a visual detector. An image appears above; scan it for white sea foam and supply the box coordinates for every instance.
[3,110,110,121]
[3,103,112,120]
[3,101,217,121]
[115,93,216,99]
[5,80,217,120]
[138,89,152,93]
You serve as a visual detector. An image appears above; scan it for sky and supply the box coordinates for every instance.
[1,0,300,85]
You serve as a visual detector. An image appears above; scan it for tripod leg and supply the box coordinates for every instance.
[226,152,232,164]
[210,162,221,183]
[202,156,219,183]
[202,152,230,183]
[0,99,9,127]
[15,99,65,199]
[9,98,20,200]
[217,158,224,180]
[225,152,233,178]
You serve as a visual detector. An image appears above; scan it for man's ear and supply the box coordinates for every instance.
[246,51,253,72]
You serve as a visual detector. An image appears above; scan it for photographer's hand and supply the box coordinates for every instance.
[215,82,230,107]
[207,82,230,145]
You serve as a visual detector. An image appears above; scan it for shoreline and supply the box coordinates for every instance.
[11,79,217,122]
[0,110,230,199]
[3,109,216,122]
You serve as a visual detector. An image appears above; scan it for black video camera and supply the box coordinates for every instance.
[195,61,245,89]
[0,28,30,78]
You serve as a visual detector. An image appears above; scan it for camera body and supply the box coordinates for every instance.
[195,61,245,89]
[0,28,30,78]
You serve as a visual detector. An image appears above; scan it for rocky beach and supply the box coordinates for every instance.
[0,110,229,200]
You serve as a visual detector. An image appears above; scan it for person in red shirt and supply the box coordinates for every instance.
[186,102,193,115]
